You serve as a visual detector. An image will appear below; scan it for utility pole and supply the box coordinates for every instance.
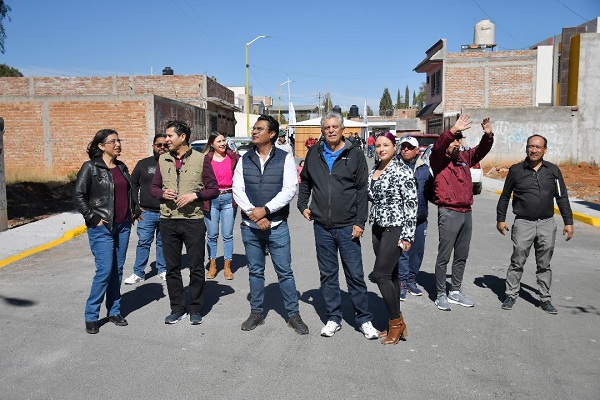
[0,117,8,231]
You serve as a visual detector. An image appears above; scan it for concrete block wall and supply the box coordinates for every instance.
[462,107,578,167]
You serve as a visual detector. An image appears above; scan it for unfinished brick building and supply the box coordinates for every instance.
[0,74,238,175]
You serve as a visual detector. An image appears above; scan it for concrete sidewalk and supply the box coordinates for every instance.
[1,177,599,268]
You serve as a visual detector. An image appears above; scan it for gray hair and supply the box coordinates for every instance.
[320,112,344,129]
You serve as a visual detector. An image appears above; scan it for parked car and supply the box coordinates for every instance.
[419,143,483,195]
[226,137,253,156]
[190,139,208,152]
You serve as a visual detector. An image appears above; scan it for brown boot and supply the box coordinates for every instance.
[206,259,217,279]
[223,259,234,280]
[381,314,408,345]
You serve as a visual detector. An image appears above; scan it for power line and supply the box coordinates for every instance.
[554,0,590,21]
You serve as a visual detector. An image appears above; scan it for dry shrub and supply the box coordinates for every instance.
[4,167,70,185]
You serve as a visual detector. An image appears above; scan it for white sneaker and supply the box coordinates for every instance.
[158,272,166,281]
[320,320,341,337]
[123,274,144,285]
[359,321,379,340]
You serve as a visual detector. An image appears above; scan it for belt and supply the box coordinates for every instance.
[219,189,233,195]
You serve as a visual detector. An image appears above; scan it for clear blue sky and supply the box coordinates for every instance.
[1,0,599,114]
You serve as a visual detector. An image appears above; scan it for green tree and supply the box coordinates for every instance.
[412,90,417,107]
[0,63,22,77]
[322,92,333,114]
[379,88,393,116]
[404,85,410,109]
[395,89,402,109]
[366,105,373,116]
[415,82,426,109]
[0,1,11,54]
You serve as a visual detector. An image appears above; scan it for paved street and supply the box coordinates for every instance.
[1,189,599,400]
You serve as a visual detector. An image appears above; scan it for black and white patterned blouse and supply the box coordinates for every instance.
[368,157,418,242]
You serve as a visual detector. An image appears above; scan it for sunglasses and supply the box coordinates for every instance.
[154,143,169,148]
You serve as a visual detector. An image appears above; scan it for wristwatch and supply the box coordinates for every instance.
[264,206,271,215]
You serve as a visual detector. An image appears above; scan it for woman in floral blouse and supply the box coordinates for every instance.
[368,132,418,345]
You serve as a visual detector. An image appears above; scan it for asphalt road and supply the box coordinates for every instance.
[1,190,599,400]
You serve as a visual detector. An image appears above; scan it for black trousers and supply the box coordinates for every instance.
[160,218,206,313]
[371,224,402,319]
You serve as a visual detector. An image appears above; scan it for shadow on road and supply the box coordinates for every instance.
[0,294,36,307]
[121,283,166,317]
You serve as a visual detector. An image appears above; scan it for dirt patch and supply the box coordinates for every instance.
[5,181,75,228]
[485,162,600,205]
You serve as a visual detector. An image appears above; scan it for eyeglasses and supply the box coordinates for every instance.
[103,139,122,146]
[154,143,169,148]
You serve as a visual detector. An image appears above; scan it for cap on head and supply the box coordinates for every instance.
[278,130,286,137]
[399,136,419,148]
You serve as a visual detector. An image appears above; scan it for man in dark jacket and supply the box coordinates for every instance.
[297,112,378,340]
[430,114,493,311]
[397,136,432,300]
[124,133,169,285]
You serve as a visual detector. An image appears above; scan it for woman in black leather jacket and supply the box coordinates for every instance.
[73,129,134,334]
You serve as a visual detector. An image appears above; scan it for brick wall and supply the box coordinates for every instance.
[444,50,536,111]
[0,96,153,175]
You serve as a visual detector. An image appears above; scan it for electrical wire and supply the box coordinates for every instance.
[553,0,590,21]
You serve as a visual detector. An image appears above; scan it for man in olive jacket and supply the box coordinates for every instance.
[151,120,219,325]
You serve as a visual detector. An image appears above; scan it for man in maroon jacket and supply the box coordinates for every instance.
[429,114,494,311]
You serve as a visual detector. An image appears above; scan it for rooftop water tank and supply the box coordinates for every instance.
[332,105,342,115]
[162,67,174,75]
[348,105,359,118]
[474,19,495,46]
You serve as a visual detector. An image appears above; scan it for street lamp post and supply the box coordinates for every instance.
[245,35,270,134]
[278,78,292,124]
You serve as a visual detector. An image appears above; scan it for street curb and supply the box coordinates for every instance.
[494,190,600,228]
[0,225,87,268]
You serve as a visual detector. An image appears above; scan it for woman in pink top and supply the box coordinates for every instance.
[203,132,240,280]
[297,159,305,183]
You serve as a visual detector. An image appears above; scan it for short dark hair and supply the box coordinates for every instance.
[165,120,192,144]
[256,115,279,143]
[153,133,167,143]
[527,134,547,148]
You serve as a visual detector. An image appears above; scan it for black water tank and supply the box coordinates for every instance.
[162,67,174,75]
[349,105,359,118]
[332,105,342,115]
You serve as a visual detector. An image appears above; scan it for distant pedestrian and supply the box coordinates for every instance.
[74,129,134,334]
[124,133,169,285]
[150,120,219,325]
[496,134,574,314]
[233,115,309,335]
[397,136,433,300]
[297,111,379,340]
[203,131,240,280]
[275,130,294,154]
[430,115,494,311]
[368,132,417,344]
[305,135,318,149]
[296,159,305,184]
[366,134,375,158]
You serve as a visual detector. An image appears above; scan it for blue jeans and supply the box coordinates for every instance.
[240,221,300,317]
[132,210,165,278]
[85,221,131,322]
[313,223,372,326]
[204,193,235,260]
[398,219,427,282]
